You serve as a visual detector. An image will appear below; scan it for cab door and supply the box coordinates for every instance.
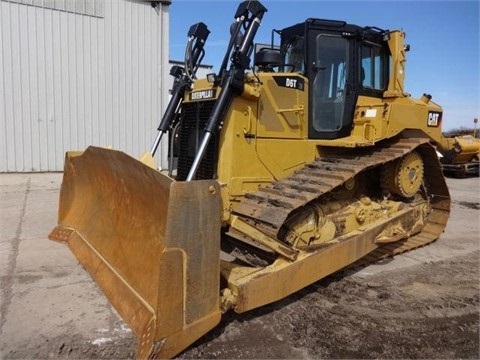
[308,33,356,139]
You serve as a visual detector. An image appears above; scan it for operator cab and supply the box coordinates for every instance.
[277,19,390,139]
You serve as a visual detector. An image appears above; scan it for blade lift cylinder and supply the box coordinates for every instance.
[150,22,210,157]
[186,0,267,181]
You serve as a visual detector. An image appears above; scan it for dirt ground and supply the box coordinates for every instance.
[179,252,479,359]
[1,175,479,359]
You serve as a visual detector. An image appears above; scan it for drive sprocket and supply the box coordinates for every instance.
[382,151,424,198]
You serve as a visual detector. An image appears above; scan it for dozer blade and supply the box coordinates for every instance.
[49,146,222,359]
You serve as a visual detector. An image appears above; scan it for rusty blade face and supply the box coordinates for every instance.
[49,146,222,358]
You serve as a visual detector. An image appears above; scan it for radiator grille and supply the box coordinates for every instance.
[176,100,218,181]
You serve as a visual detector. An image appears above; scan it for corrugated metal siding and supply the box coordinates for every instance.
[7,0,105,17]
[0,0,169,172]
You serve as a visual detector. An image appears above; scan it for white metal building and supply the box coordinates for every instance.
[1,0,171,172]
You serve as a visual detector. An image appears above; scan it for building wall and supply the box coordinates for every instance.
[0,0,170,172]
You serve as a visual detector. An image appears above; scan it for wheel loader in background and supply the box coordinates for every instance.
[50,1,454,358]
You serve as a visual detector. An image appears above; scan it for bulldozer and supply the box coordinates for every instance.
[49,1,452,358]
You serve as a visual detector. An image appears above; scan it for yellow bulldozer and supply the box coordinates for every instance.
[50,1,454,358]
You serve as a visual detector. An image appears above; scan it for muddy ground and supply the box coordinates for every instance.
[1,175,479,359]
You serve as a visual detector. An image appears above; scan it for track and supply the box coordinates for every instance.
[230,135,451,265]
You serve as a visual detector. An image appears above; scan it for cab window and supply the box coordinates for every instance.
[312,34,348,132]
[360,43,387,90]
[283,36,305,73]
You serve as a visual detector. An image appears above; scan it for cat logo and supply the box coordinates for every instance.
[427,111,442,127]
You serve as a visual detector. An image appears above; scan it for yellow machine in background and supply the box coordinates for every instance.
[437,135,480,176]
[50,1,453,358]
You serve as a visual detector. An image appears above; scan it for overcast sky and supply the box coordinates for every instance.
[169,0,479,131]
